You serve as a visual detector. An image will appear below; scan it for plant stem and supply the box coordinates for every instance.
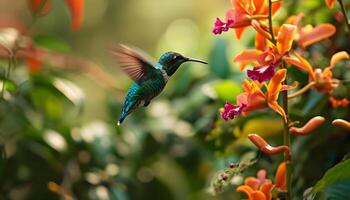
[281,63,292,200]
[338,0,350,32]
[268,0,292,199]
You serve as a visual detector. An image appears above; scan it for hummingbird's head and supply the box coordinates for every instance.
[159,52,207,76]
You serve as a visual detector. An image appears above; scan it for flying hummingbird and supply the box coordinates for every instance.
[112,44,208,126]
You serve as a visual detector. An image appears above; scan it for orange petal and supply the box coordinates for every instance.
[245,177,261,190]
[329,51,349,68]
[234,49,263,70]
[289,116,325,136]
[237,185,254,198]
[251,20,272,40]
[325,0,336,8]
[277,24,296,55]
[284,52,315,80]
[299,24,336,48]
[248,134,289,155]
[260,181,274,200]
[274,162,286,191]
[268,101,287,122]
[332,119,350,130]
[271,1,282,16]
[286,13,304,25]
[255,32,267,51]
[234,27,247,39]
[266,69,287,101]
[251,191,267,200]
[65,0,84,31]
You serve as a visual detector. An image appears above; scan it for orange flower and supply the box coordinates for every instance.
[237,69,288,121]
[298,24,336,48]
[325,0,336,8]
[65,0,84,31]
[329,97,349,108]
[236,162,286,200]
[27,0,84,31]
[214,0,282,39]
[285,13,336,48]
[234,24,296,71]
[284,51,349,93]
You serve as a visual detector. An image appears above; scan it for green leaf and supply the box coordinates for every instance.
[325,180,350,200]
[312,159,350,195]
[212,80,242,102]
[34,35,71,52]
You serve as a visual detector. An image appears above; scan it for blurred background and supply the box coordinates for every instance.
[0,0,349,199]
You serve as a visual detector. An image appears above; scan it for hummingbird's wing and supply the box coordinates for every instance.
[112,44,157,82]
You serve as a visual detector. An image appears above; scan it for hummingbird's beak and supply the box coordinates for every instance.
[186,58,208,64]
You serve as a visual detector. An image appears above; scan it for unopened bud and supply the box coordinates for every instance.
[289,116,325,136]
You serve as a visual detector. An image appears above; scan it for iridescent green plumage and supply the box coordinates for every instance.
[112,45,207,125]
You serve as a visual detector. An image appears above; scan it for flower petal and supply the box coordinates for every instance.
[325,0,336,8]
[237,185,254,198]
[65,0,84,31]
[255,32,267,51]
[251,191,267,200]
[286,13,304,25]
[275,162,286,191]
[268,101,287,122]
[247,63,275,82]
[329,51,349,68]
[284,52,315,80]
[266,69,286,101]
[277,24,296,55]
[299,24,336,48]
[234,49,263,70]
[220,102,246,120]
[260,181,274,200]
[245,177,261,190]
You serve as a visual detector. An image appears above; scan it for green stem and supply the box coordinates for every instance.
[268,0,292,199]
[338,0,350,32]
[282,63,292,200]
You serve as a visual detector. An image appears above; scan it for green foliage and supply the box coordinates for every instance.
[311,159,350,196]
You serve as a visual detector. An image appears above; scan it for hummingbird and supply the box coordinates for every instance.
[112,44,208,126]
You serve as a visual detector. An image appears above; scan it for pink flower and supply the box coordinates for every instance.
[220,102,246,120]
[212,18,234,35]
[247,63,275,82]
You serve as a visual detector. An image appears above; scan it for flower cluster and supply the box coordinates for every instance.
[214,0,348,121]
[237,162,286,200]
[212,0,349,199]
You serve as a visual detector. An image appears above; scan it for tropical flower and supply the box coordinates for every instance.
[234,24,296,82]
[221,69,289,122]
[236,162,286,200]
[28,0,84,31]
[325,0,336,8]
[212,0,282,38]
[285,13,336,49]
[284,51,349,93]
